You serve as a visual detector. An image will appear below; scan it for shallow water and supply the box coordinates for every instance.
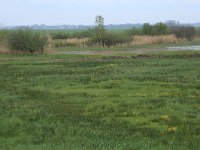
[167,46,200,51]
[50,45,200,55]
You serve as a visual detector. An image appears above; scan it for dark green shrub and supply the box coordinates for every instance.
[101,32,115,46]
[90,31,131,47]
[127,23,170,36]
[90,28,104,45]
[153,23,170,35]
[142,23,154,35]
[196,28,200,37]
[50,32,70,39]
[7,29,48,53]
[0,30,8,41]
[141,23,170,35]
[108,32,131,46]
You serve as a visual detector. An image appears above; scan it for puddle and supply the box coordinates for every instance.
[167,46,200,51]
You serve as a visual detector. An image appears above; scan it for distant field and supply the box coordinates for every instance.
[0,51,200,149]
[41,28,126,34]
[43,29,87,34]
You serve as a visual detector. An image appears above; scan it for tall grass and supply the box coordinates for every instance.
[67,38,89,47]
[53,38,89,48]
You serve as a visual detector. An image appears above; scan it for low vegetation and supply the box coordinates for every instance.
[0,52,200,149]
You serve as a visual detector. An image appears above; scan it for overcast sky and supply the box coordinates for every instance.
[0,0,199,25]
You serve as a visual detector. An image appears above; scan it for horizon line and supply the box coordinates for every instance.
[1,21,200,27]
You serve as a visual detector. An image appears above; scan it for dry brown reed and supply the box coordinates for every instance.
[53,38,89,48]
[52,35,180,48]
[129,35,178,46]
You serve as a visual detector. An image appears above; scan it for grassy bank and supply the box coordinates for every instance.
[0,51,200,149]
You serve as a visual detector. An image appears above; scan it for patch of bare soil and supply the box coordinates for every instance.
[0,49,10,54]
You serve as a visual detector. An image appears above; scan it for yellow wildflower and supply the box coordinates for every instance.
[161,115,170,122]
[168,126,178,132]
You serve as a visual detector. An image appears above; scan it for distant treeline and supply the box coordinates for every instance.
[126,23,197,41]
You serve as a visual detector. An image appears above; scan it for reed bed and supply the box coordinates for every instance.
[53,38,89,48]
[129,35,178,46]
[53,35,180,48]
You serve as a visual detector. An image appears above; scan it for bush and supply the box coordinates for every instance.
[142,23,154,35]
[127,23,170,36]
[90,31,131,47]
[0,30,8,41]
[153,23,170,35]
[50,32,70,40]
[7,29,48,53]
[170,26,196,41]
[141,23,170,35]
[196,28,200,37]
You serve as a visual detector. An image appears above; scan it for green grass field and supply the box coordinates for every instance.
[0,51,200,149]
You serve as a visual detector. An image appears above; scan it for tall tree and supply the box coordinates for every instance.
[95,15,105,45]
